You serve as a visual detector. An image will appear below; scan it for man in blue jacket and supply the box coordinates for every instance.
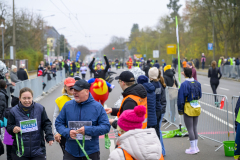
[55,79,110,160]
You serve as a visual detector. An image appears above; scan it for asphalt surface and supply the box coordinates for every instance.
[1,67,239,160]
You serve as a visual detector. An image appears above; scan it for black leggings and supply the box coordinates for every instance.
[184,113,198,141]
[211,82,219,102]
[11,153,46,160]
[81,74,86,79]
[154,111,161,140]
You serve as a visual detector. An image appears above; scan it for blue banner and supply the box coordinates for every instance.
[76,51,81,61]
[68,51,70,60]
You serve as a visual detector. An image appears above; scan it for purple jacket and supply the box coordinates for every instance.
[3,128,13,145]
[201,56,206,62]
[192,67,197,81]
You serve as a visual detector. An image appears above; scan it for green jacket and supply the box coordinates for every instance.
[218,59,222,67]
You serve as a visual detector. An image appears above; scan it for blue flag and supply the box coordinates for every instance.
[68,51,70,60]
[76,51,81,61]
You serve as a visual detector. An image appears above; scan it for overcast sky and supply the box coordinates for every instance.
[10,0,185,50]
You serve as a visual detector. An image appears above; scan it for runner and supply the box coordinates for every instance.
[177,68,202,154]
[7,87,54,160]
[55,79,110,160]
[208,61,222,107]
[89,55,110,80]
[108,105,163,160]
[80,63,88,80]
[53,78,75,155]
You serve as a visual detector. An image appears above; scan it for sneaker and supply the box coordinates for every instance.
[185,148,197,155]
[195,147,200,153]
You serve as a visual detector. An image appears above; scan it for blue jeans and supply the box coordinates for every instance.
[159,113,166,156]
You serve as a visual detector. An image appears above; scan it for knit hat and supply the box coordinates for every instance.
[11,65,17,71]
[137,75,149,84]
[148,67,159,80]
[164,65,171,72]
[117,105,146,132]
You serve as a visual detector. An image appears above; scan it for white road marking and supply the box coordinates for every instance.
[201,108,233,129]
[199,101,233,114]
[204,84,210,86]
[110,140,115,153]
[219,87,229,91]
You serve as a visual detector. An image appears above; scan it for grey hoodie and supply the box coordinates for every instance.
[10,71,20,83]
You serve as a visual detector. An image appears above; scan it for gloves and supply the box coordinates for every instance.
[3,118,7,127]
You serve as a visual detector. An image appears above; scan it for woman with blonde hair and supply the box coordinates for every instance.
[208,61,222,107]
[53,77,75,155]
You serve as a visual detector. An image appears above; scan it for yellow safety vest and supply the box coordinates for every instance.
[55,95,72,111]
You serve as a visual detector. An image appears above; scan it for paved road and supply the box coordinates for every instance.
[1,67,238,160]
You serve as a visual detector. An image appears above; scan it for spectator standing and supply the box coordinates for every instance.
[143,60,152,77]
[17,65,28,81]
[195,59,199,70]
[154,60,160,69]
[10,65,20,83]
[201,53,206,69]
[64,61,69,77]
[178,68,202,155]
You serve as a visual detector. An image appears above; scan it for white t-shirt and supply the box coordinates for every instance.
[80,66,87,74]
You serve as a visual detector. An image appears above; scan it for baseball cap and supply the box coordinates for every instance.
[64,78,75,87]
[115,71,135,82]
[70,79,91,91]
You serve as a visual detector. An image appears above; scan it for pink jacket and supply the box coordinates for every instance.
[201,56,206,62]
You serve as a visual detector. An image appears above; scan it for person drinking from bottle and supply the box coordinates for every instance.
[53,77,75,155]
[177,68,202,155]
[7,87,54,160]
[55,79,110,160]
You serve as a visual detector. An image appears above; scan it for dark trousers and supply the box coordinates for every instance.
[81,74,86,80]
[90,71,93,78]
[63,151,100,160]
[11,153,46,160]
[7,145,12,160]
[154,111,161,139]
[202,62,205,69]
[59,136,67,155]
[211,82,219,102]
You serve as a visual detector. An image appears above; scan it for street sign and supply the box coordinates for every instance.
[134,54,142,59]
[153,50,159,58]
[167,44,177,54]
[208,43,213,50]
[143,54,146,57]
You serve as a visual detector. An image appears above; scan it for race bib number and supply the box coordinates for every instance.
[190,100,201,108]
[20,119,38,133]
[68,121,92,140]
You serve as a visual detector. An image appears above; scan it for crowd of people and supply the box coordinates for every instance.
[0,54,240,160]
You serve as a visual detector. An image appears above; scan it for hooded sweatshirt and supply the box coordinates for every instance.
[108,128,162,160]
[111,84,147,129]
[163,68,177,87]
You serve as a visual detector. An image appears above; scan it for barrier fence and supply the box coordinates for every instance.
[165,87,232,151]
[7,69,65,106]
[222,65,240,80]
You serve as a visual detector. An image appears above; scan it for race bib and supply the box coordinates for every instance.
[190,100,201,108]
[68,121,92,140]
[20,119,38,133]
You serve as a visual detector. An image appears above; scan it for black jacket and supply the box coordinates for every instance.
[111,84,147,128]
[89,56,110,80]
[7,102,54,157]
[208,67,222,84]
[17,68,28,81]
[159,82,166,114]
[64,63,69,72]
[163,69,178,87]
[143,63,152,78]
[0,89,8,121]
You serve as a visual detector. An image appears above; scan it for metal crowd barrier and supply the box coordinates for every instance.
[7,69,65,105]
[222,65,240,80]
[165,87,231,151]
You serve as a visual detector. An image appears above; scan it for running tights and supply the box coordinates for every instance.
[184,113,198,141]
[211,82,219,102]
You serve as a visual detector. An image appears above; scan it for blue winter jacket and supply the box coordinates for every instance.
[151,81,162,112]
[177,80,202,115]
[55,93,110,157]
[137,76,157,127]
[154,63,160,69]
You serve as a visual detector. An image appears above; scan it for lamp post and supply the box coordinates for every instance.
[0,23,4,59]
